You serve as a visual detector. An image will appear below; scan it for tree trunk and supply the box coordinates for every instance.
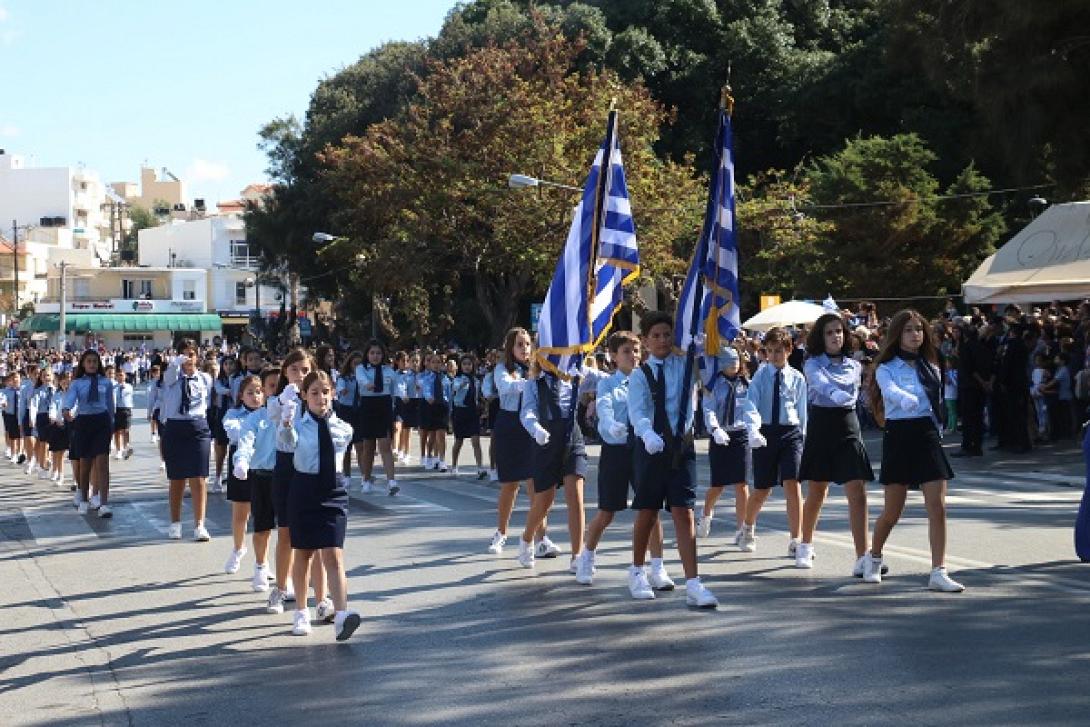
[475,269,532,346]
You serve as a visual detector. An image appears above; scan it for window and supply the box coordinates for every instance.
[235,282,248,305]
[140,280,153,298]
[73,279,90,298]
[123,279,153,299]
[182,280,196,301]
[230,239,254,268]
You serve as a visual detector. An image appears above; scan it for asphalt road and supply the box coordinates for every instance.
[2,397,1089,726]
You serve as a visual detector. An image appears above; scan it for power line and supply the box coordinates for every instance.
[794,183,1054,212]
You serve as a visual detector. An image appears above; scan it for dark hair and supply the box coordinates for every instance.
[276,348,315,395]
[218,356,236,383]
[607,330,639,353]
[639,311,673,337]
[174,337,197,354]
[236,374,263,402]
[300,370,334,415]
[363,339,387,362]
[763,327,790,351]
[259,366,281,387]
[866,309,939,426]
[340,350,364,377]
[74,350,102,379]
[503,327,531,372]
[806,313,849,357]
[458,352,477,370]
[315,345,335,375]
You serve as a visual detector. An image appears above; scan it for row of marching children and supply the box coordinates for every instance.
[484,306,964,611]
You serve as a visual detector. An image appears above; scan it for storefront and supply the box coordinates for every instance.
[20,311,222,350]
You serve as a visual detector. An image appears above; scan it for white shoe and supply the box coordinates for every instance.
[224,547,246,574]
[98,505,112,519]
[193,524,211,542]
[795,542,815,569]
[266,588,286,614]
[283,585,296,602]
[77,501,89,515]
[517,539,535,568]
[451,466,462,477]
[569,556,579,574]
[437,463,449,473]
[628,566,655,600]
[291,609,312,636]
[787,538,799,557]
[335,611,362,641]
[88,494,101,510]
[929,567,965,593]
[862,552,883,584]
[252,564,271,592]
[697,513,712,538]
[733,527,745,547]
[25,459,35,474]
[740,525,756,553]
[72,490,81,507]
[853,555,889,578]
[360,480,374,494]
[210,479,223,494]
[113,451,123,461]
[315,598,336,623]
[151,434,159,443]
[167,522,182,540]
[585,549,598,574]
[574,551,593,585]
[487,531,507,555]
[37,468,51,480]
[535,536,560,559]
[387,480,400,496]
[648,563,676,591]
[488,469,498,482]
[685,578,719,608]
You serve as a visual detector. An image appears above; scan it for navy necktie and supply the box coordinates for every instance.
[771,369,782,426]
[372,364,383,394]
[652,363,669,435]
[722,375,737,428]
[315,413,335,484]
[466,375,476,406]
[180,376,193,414]
[432,372,442,402]
[87,375,98,403]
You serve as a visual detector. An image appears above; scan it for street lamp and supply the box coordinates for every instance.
[507,173,582,192]
[9,220,34,321]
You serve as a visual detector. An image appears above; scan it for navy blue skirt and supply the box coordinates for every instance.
[49,420,69,452]
[162,417,211,480]
[356,395,393,440]
[709,429,749,485]
[494,408,533,483]
[2,413,19,439]
[288,471,348,549]
[35,412,53,442]
[405,398,423,429]
[452,404,480,439]
[71,411,112,460]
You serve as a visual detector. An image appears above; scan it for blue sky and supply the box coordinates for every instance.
[0,0,458,204]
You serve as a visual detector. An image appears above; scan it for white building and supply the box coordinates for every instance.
[138,215,284,340]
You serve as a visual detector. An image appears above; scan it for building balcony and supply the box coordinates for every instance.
[229,255,261,270]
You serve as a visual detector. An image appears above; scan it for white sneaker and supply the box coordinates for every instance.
[266,588,286,614]
[585,549,598,574]
[315,598,336,623]
[574,551,593,585]
[517,539,535,568]
[89,494,101,510]
[151,433,159,443]
[787,538,799,557]
[451,466,462,477]
[283,585,296,602]
[648,563,676,591]
[387,480,400,496]
[360,480,374,494]
[72,490,81,508]
[252,564,271,592]
[733,527,745,547]
[37,468,51,480]
[488,469,498,482]
[697,513,712,538]
[929,567,965,593]
[740,525,756,552]
[113,451,123,461]
[487,531,507,555]
[685,578,719,608]
[535,536,560,559]
[210,479,223,494]
[422,456,433,469]
[628,566,655,600]
[334,611,362,641]
[25,459,35,474]
[159,461,165,470]
[862,552,883,584]
[794,542,815,569]
[167,522,182,540]
[437,463,449,473]
[98,505,112,519]
[77,501,89,515]
[194,524,211,542]
[224,547,246,574]
[291,609,312,636]
[853,555,889,578]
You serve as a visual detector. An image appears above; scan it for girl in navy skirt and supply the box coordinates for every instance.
[161,340,215,540]
[864,309,963,592]
[1,371,23,463]
[146,364,162,444]
[61,351,115,517]
[396,352,420,465]
[699,347,760,546]
[391,351,409,463]
[279,370,362,641]
[30,367,57,480]
[450,353,486,478]
[222,374,263,575]
[48,372,70,486]
[481,351,500,480]
[110,366,134,460]
[410,352,430,467]
[353,340,399,494]
[335,351,363,486]
[209,357,236,493]
[797,313,876,572]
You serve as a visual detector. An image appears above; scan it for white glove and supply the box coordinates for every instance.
[749,431,767,449]
[609,422,629,440]
[279,383,299,404]
[830,389,853,407]
[280,400,297,425]
[173,354,188,367]
[693,333,706,347]
[712,428,730,446]
[898,392,920,410]
[532,423,551,446]
[232,463,248,481]
[641,431,665,455]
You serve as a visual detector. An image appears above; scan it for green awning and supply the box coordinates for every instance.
[19,313,223,333]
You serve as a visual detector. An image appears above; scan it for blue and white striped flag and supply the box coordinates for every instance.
[674,104,741,387]
[537,111,638,378]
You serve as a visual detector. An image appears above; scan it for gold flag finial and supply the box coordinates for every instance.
[721,62,734,115]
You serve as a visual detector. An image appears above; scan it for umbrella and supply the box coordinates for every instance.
[741,300,828,332]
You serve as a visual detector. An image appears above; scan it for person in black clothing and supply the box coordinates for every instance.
[954,322,991,457]
[999,322,1032,453]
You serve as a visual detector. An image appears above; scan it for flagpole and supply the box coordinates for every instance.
[585,102,618,370]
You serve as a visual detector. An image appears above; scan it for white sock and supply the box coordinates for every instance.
[650,557,663,570]
[686,577,702,588]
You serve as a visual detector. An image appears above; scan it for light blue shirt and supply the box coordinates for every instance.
[222,404,258,447]
[481,369,497,399]
[627,353,698,438]
[494,362,529,412]
[160,361,213,421]
[29,385,55,420]
[354,363,396,398]
[62,376,116,419]
[235,403,278,470]
[394,370,412,399]
[520,373,574,432]
[406,371,425,400]
[702,374,761,433]
[452,374,480,408]
[747,363,808,431]
[596,370,632,446]
[0,386,17,416]
[876,357,939,423]
[18,380,34,416]
[213,377,233,408]
[146,382,162,418]
[113,382,134,409]
[48,388,67,423]
[277,409,354,474]
[420,370,452,405]
[804,354,861,408]
[335,374,359,407]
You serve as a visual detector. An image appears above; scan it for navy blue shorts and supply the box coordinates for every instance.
[3,413,20,439]
[708,429,748,485]
[597,441,634,512]
[532,418,588,493]
[272,450,294,528]
[752,424,803,489]
[631,441,696,511]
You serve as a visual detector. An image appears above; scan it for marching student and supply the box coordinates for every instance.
[353,340,399,495]
[575,331,673,592]
[796,313,876,572]
[222,374,263,576]
[335,351,363,485]
[160,339,215,540]
[481,351,500,481]
[391,351,410,463]
[264,349,329,618]
[30,367,57,480]
[210,357,237,493]
[279,370,362,640]
[420,351,451,472]
[450,353,486,479]
[48,372,71,486]
[863,309,964,592]
[698,346,761,546]
[146,364,162,443]
[19,363,38,473]
[231,347,265,400]
[233,366,282,593]
[1,371,22,464]
[487,328,554,556]
[741,327,807,555]
[61,351,115,518]
[111,365,134,460]
[395,352,418,465]
[626,312,717,607]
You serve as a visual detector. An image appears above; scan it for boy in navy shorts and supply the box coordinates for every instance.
[627,312,717,608]
[743,327,808,554]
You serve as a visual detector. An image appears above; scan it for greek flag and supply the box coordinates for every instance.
[537,111,639,378]
[674,104,741,386]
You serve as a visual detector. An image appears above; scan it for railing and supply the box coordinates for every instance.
[229,255,261,269]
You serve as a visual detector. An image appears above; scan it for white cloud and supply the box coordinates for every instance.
[0,123,18,136]
[0,7,8,22]
[185,158,231,182]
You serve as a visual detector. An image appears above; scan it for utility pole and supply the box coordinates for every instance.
[58,261,68,351]
[11,219,19,319]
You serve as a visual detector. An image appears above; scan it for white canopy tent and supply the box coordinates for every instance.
[963,202,1090,304]
[741,300,827,331]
